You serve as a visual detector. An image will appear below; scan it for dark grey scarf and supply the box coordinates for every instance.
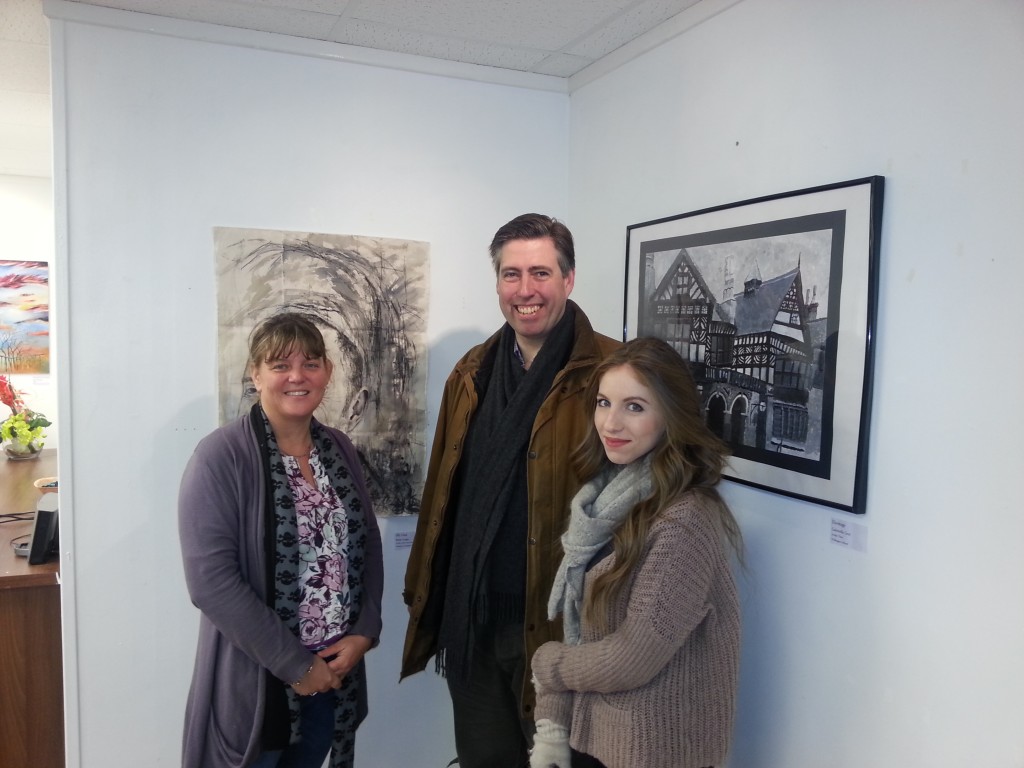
[437,305,576,681]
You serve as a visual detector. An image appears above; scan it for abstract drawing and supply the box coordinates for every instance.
[216,227,429,515]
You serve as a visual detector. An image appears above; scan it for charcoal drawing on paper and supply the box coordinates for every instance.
[216,227,429,515]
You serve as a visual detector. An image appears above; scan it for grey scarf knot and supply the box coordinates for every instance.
[548,456,652,645]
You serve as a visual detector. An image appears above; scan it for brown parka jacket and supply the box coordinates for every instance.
[400,302,620,716]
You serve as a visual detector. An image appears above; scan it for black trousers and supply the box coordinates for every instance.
[445,622,610,768]
[446,622,532,768]
[570,750,606,768]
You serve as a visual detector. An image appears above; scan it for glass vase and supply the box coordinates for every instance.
[4,440,43,460]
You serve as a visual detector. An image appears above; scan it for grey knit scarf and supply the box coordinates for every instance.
[547,456,653,645]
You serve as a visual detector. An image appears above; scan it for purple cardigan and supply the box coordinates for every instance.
[178,413,383,768]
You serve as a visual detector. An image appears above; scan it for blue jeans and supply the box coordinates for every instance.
[251,689,339,768]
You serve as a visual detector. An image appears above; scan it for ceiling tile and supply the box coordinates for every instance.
[327,18,548,71]
[531,52,595,78]
[0,41,50,94]
[0,0,51,45]
[66,0,340,39]
[345,0,643,52]
[240,0,351,13]
[568,0,699,58]
[64,0,208,16]
[165,0,341,39]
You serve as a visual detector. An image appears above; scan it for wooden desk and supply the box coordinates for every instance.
[0,449,64,768]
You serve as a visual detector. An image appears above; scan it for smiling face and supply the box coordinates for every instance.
[594,364,667,465]
[250,347,332,428]
[495,236,574,356]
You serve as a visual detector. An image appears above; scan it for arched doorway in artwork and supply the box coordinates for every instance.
[730,395,749,446]
[707,393,726,439]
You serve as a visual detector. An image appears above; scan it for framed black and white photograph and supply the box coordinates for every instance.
[624,176,884,514]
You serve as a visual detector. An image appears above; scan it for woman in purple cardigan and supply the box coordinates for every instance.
[531,337,743,768]
[179,313,383,768]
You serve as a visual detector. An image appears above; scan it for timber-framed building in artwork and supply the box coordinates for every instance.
[642,248,823,455]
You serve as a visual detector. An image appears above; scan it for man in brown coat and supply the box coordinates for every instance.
[401,213,620,768]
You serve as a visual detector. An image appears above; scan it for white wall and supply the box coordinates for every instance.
[568,0,1024,765]
[0,174,58,446]
[48,5,568,767]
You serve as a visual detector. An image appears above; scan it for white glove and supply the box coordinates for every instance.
[530,718,570,768]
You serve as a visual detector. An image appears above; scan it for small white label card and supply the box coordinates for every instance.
[830,517,868,552]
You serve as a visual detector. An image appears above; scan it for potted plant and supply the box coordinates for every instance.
[0,375,51,460]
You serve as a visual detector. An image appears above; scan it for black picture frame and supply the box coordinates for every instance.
[624,176,884,514]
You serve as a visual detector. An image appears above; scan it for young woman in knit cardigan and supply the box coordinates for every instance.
[530,337,743,768]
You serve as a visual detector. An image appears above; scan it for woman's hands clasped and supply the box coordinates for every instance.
[320,634,373,679]
[291,655,341,696]
[290,634,373,696]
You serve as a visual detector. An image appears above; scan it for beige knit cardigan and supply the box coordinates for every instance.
[531,491,741,768]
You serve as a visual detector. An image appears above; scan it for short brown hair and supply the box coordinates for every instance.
[488,213,575,276]
[247,312,329,372]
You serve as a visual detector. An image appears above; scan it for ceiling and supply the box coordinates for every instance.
[1,0,51,176]
[1,0,706,176]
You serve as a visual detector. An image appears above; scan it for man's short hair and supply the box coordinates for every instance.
[489,213,575,276]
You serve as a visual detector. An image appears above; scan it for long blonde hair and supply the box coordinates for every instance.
[573,337,743,628]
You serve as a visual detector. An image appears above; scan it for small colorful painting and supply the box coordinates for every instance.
[0,260,49,374]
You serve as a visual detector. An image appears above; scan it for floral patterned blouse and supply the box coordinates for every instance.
[283,447,351,651]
